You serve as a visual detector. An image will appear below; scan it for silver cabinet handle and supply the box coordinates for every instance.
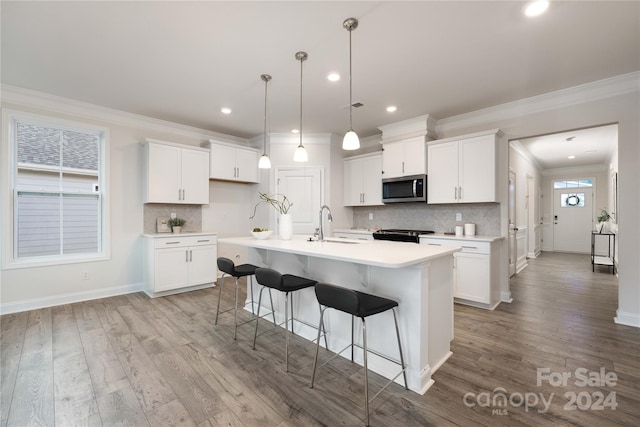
[166,241,180,245]
[454,187,457,200]
[185,250,189,262]
[402,161,405,174]
[179,189,182,201]
[197,239,210,243]
[461,246,478,249]
[190,250,193,262]
[459,186,462,200]
[182,189,185,201]
[427,243,442,246]
[362,193,365,203]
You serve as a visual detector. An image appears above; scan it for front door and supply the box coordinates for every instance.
[553,180,594,253]
[275,167,323,235]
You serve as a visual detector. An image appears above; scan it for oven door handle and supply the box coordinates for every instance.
[413,179,417,197]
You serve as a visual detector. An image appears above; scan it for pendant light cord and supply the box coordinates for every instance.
[263,77,268,156]
[299,55,303,147]
[349,27,353,132]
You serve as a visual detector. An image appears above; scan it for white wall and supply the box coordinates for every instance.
[509,145,542,256]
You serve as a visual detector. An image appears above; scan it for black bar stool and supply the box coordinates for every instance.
[310,282,408,426]
[215,257,275,340]
[253,267,327,372]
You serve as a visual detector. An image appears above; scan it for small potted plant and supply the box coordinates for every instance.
[168,217,186,233]
[596,209,614,233]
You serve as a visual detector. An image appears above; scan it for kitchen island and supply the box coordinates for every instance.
[218,236,460,394]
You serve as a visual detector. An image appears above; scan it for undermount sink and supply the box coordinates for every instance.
[321,238,360,244]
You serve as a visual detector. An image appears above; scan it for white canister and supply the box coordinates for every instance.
[464,223,476,236]
[455,225,464,236]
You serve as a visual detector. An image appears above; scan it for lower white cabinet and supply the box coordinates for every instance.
[143,233,217,297]
[420,236,501,309]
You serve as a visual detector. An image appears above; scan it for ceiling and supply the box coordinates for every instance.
[2,1,638,167]
[513,124,618,170]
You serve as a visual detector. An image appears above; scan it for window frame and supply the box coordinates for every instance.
[2,109,110,269]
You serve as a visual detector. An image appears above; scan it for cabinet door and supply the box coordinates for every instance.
[235,148,259,183]
[209,144,236,180]
[361,154,383,205]
[181,148,210,204]
[343,158,363,206]
[455,252,490,303]
[382,142,404,178]
[155,247,190,292]
[459,135,496,203]
[427,141,459,204]
[146,143,181,203]
[187,245,217,286]
[402,137,426,176]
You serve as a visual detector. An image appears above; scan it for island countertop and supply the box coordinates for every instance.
[218,236,459,268]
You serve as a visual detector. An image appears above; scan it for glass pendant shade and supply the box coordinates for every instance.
[293,145,308,162]
[258,154,271,169]
[343,130,360,150]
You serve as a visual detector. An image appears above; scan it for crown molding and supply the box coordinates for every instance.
[437,72,640,135]
[378,114,438,143]
[510,141,542,170]
[1,84,247,144]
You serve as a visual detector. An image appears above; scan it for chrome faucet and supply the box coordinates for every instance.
[318,205,333,241]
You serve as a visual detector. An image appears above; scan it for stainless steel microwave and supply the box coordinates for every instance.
[382,174,426,203]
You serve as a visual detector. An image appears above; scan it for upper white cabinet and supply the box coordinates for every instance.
[208,140,259,183]
[427,132,500,204]
[143,139,210,204]
[382,136,426,178]
[343,153,383,206]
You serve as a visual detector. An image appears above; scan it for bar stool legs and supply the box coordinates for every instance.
[310,284,409,426]
[214,273,257,340]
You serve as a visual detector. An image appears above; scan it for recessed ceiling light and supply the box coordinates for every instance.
[327,73,340,82]
[386,106,397,113]
[291,129,299,134]
[524,0,549,17]
[568,155,576,159]
[221,107,232,114]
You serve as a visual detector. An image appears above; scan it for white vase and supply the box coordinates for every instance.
[279,213,293,240]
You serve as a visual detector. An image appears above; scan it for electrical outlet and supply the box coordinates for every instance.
[369,212,374,220]
[81,271,90,280]
[456,213,462,221]
[170,212,177,219]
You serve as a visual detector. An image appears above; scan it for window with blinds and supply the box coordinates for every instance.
[13,119,105,261]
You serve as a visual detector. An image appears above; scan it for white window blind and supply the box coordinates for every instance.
[13,119,104,261]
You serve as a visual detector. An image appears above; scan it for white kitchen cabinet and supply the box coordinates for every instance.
[208,140,259,183]
[427,132,499,204]
[143,233,217,297]
[420,236,502,309]
[143,139,210,204]
[343,153,383,206]
[382,136,426,178]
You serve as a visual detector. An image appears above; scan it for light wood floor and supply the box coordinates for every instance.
[1,253,639,426]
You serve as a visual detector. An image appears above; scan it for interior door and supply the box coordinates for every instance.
[553,188,593,253]
[275,167,322,234]
[508,170,516,276]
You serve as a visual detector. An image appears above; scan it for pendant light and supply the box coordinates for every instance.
[258,74,272,169]
[342,17,360,151]
[293,51,309,162]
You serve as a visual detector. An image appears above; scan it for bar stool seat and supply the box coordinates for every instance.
[253,268,326,372]
[215,257,275,340]
[310,282,408,426]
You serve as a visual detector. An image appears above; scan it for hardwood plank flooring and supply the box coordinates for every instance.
[1,252,639,426]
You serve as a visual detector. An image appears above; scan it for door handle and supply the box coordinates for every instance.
[185,250,189,262]
[190,250,193,262]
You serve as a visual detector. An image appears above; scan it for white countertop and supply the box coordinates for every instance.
[219,235,459,268]
[142,231,217,238]
[419,233,504,243]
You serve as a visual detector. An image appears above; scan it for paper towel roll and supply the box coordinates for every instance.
[464,223,476,236]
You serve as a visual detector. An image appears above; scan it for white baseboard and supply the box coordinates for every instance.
[527,250,541,259]
[0,282,144,315]
[614,310,640,328]
[501,292,513,303]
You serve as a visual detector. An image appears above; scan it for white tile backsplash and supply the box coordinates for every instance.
[143,204,202,234]
[353,203,501,235]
